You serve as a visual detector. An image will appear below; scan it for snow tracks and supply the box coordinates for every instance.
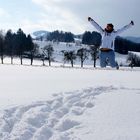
[0,86,115,140]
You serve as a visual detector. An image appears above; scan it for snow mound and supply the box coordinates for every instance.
[0,86,114,140]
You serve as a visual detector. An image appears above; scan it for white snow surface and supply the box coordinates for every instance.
[0,64,140,140]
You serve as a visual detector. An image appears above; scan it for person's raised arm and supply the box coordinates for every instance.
[88,17,104,34]
[115,21,134,35]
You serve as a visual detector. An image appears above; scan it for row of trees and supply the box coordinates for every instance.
[47,30,74,42]
[61,46,99,68]
[44,30,102,46]
[115,37,140,54]
[1,28,140,67]
[0,29,99,67]
[28,44,99,68]
[0,29,39,65]
[82,31,102,46]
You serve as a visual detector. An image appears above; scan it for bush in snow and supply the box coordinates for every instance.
[127,52,140,67]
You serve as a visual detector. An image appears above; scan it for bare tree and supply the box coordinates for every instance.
[63,51,76,67]
[90,45,99,67]
[41,53,45,66]
[30,43,39,65]
[77,48,89,67]
[42,44,54,66]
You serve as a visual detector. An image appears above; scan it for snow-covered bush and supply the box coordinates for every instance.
[127,52,140,67]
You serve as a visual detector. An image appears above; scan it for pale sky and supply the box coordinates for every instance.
[0,0,140,36]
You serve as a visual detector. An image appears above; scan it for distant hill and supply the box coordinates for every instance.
[32,30,50,40]
[125,36,140,43]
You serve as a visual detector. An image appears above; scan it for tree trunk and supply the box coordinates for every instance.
[42,59,45,66]
[1,55,4,64]
[31,58,33,65]
[71,60,74,67]
[31,53,33,65]
[11,56,13,64]
[94,59,96,68]
[49,59,51,66]
[81,60,83,68]
[48,56,51,66]
[93,53,96,68]
[20,55,23,65]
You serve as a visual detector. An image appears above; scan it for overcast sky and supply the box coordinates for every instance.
[0,0,140,36]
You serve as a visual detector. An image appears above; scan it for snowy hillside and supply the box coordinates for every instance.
[0,64,140,140]
[32,31,50,40]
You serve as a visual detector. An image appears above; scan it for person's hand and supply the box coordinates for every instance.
[131,20,134,25]
[88,17,93,21]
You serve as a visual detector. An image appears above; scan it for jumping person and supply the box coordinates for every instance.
[88,17,134,69]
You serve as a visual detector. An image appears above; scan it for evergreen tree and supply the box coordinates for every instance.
[5,30,14,64]
[26,35,34,51]
[91,31,102,46]
[47,31,74,43]
[82,31,92,45]
[0,31,5,64]
[64,32,74,42]
[25,35,35,65]
[82,31,101,46]
[16,28,27,65]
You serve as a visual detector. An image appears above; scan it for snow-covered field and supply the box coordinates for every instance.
[0,63,140,140]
